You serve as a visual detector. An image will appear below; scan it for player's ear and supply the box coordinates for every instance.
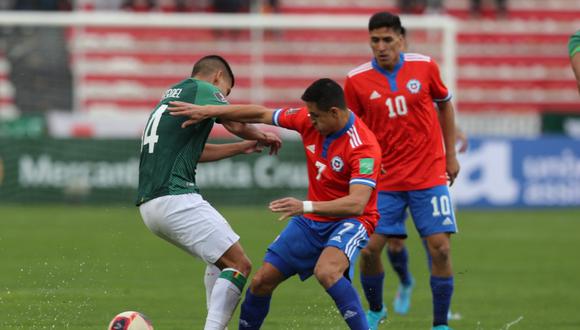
[212,70,224,86]
[329,107,340,117]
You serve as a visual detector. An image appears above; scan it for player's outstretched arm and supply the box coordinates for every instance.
[220,121,282,155]
[199,141,263,163]
[168,101,275,127]
[269,185,373,221]
[437,100,460,185]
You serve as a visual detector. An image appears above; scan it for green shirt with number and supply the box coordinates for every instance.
[136,78,228,206]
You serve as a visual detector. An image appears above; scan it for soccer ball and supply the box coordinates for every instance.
[108,311,154,330]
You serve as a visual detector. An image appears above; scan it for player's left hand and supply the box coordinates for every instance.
[446,154,460,186]
[258,132,282,155]
[167,101,211,128]
[456,127,469,153]
[269,197,303,221]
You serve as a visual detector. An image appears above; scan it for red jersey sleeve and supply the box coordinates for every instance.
[344,77,363,116]
[272,107,309,134]
[429,60,452,102]
[348,143,381,189]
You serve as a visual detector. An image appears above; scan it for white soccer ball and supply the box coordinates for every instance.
[108,311,154,330]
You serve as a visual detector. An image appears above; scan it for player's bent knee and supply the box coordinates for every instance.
[313,266,342,288]
[359,247,377,261]
[386,238,405,252]
[249,271,277,295]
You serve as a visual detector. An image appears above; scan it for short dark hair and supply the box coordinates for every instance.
[191,55,235,88]
[368,12,403,35]
[301,78,346,112]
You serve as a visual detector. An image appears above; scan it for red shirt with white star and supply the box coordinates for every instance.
[344,53,451,191]
[272,107,381,233]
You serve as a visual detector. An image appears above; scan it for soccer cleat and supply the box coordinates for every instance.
[393,277,414,315]
[432,325,453,330]
[365,306,387,330]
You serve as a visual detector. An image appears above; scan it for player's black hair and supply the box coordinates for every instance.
[301,78,346,112]
[191,55,235,88]
[401,26,407,37]
[368,12,403,35]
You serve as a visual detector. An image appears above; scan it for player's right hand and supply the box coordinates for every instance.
[269,197,303,221]
[168,101,211,128]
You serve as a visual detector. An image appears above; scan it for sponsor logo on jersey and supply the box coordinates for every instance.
[406,79,421,94]
[359,158,374,174]
[0,156,4,186]
[331,156,344,172]
[213,91,227,103]
[370,90,382,100]
[306,144,316,154]
[442,217,454,226]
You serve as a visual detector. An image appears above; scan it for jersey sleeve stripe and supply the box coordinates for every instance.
[272,109,283,126]
[434,92,453,102]
[350,178,376,187]
[350,126,363,146]
[346,130,361,148]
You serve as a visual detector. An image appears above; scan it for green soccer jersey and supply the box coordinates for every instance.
[569,30,580,58]
[136,78,228,205]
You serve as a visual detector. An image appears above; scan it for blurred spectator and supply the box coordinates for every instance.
[425,0,443,14]
[89,0,124,10]
[211,0,248,13]
[470,0,507,18]
[2,0,73,113]
[156,0,185,12]
[398,0,426,14]
[262,0,279,13]
[13,0,71,10]
[122,0,153,11]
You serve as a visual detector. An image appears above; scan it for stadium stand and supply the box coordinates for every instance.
[2,0,579,136]
[0,53,16,116]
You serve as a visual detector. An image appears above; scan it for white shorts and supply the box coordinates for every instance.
[139,193,240,264]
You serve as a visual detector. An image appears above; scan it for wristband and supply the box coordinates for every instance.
[302,201,314,213]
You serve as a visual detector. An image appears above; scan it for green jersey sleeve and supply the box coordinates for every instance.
[569,30,580,58]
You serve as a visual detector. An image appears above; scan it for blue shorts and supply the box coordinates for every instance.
[375,185,458,238]
[264,216,368,281]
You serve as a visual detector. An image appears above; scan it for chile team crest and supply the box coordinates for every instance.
[331,156,344,172]
[406,79,421,94]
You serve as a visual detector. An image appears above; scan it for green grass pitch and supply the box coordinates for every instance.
[1,206,579,329]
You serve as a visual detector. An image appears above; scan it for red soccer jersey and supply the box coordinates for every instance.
[344,53,451,191]
[273,107,381,233]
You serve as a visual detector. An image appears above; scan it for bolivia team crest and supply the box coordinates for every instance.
[331,156,344,172]
[406,79,421,94]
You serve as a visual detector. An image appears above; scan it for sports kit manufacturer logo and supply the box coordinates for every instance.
[331,156,344,172]
[406,79,421,94]
[370,90,381,100]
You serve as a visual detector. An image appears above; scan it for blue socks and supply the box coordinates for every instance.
[327,277,369,330]
[430,275,453,326]
[238,289,271,329]
[360,272,384,311]
[387,247,412,286]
